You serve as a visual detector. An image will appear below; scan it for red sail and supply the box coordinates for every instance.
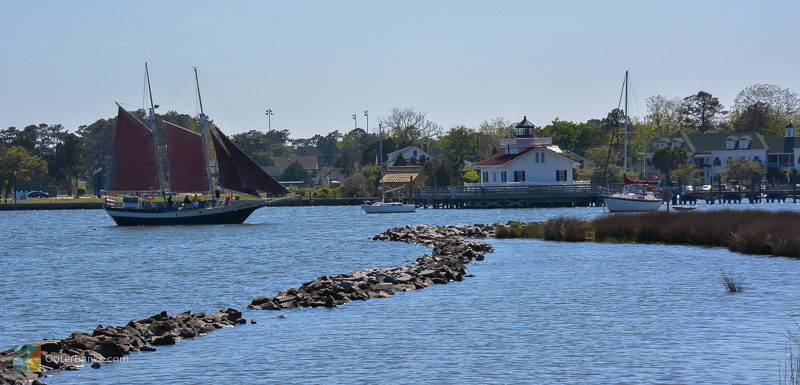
[165,122,210,192]
[211,128,288,196]
[106,106,159,191]
[623,174,659,186]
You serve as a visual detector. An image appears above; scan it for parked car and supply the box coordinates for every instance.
[700,185,712,191]
[26,191,50,198]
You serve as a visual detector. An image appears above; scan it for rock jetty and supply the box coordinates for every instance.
[0,308,245,385]
[249,224,497,310]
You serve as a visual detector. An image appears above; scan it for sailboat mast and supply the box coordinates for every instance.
[145,63,164,193]
[643,116,647,180]
[623,70,629,175]
[194,67,214,199]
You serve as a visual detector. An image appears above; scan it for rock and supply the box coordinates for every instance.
[150,335,176,346]
[139,346,157,352]
[277,315,286,319]
[97,340,125,359]
[83,350,105,363]
[250,319,257,324]
[91,361,102,369]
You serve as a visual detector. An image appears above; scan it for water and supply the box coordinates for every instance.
[2,203,800,384]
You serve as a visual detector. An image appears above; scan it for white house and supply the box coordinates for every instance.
[386,145,430,166]
[650,125,800,184]
[470,116,581,186]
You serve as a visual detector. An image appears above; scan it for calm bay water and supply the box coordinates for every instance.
[2,203,800,384]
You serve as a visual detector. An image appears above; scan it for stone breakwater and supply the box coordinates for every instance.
[249,223,497,311]
[0,308,245,385]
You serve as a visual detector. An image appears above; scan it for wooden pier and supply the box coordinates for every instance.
[414,184,605,209]
[677,186,800,205]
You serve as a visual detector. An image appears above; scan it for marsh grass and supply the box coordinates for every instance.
[496,210,800,259]
[720,269,744,293]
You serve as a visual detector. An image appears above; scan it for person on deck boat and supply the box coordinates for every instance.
[192,194,200,208]
[183,195,191,206]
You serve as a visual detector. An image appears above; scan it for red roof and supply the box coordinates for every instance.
[472,146,539,166]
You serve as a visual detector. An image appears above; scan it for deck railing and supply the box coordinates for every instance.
[416,184,605,198]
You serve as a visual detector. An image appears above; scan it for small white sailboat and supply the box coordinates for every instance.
[361,186,416,213]
[603,70,662,213]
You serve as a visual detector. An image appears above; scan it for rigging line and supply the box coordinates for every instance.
[150,66,197,115]
[617,71,626,110]
[198,72,248,132]
[162,71,195,113]
[142,70,148,112]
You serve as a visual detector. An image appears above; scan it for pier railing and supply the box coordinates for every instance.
[417,184,605,198]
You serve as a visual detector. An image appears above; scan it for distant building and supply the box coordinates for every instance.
[471,116,581,185]
[274,156,319,178]
[379,166,426,197]
[651,123,799,184]
[386,146,430,166]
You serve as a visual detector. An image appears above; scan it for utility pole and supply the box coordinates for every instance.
[265,109,273,132]
[363,110,369,134]
[352,113,357,130]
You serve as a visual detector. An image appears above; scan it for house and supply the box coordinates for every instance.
[378,165,426,197]
[470,116,581,186]
[274,156,319,178]
[651,123,799,184]
[386,146,430,166]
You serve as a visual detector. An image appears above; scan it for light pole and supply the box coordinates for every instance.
[363,110,369,135]
[352,113,357,130]
[265,109,273,132]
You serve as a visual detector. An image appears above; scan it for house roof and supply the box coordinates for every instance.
[380,173,418,183]
[274,156,318,171]
[473,147,539,166]
[386,145,428,158]
[763,136,800,153]
[682,131,768,152]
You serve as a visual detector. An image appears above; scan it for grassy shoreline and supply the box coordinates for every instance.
[496,210,800,259]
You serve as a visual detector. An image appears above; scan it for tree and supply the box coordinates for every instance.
[461,168,479,183]
[394,153,407,166]
[651,146,687,184]
[437,126,477,173]
[730,101,781,134]
[48,133,82,195]
[0,145,47,200]
[540,119,598,156]
[646,95,682,138]
[725,158,765,189]
[279,161,307,181]
[380,107,442,148]
[733,84,799,124]
[671,163,702,187]
[680,91,726,133]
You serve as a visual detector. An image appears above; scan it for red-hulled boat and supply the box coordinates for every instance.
[103,66,287,226]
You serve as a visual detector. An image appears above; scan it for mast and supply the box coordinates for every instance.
[379,123,384,201]
[145,63,164,194]
[643,116,647,180]
[623,70,629,175]
[194,67,215,198]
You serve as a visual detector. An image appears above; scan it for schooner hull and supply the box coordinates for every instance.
[105,200,266,226]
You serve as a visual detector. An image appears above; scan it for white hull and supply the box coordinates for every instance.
[361,202,416,213]
[604,196,662,212]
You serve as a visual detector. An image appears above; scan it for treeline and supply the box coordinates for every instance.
[1,83,797,198]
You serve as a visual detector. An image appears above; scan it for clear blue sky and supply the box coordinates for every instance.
[2,0,798,138]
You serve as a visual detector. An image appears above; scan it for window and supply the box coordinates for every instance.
[713,157,721,166]
[492,172,497,182]
[541,152,545,163]
[740,139,751,149]
[413,150,418,157]
[556,170,567,182]
[535,152,540,163]
[753,156,761,163]
[482,171,488,183]
[500,171,507,182]
[514,171,525,182]
[726,140,736,150]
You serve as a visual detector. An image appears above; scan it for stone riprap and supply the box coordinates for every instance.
[0,308,246,385]
[249,224,497,311]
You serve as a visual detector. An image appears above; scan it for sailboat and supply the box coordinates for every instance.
[604,70,662,213]
[102,65,288,226]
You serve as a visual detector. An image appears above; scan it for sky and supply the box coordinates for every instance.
[2,0,799,139]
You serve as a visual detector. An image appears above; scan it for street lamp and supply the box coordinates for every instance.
[265,109,273,132]
[352,113,357,130]
[363,110,369,135]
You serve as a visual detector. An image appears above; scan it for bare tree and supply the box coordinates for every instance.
[379,107,442,148]
[646,95,682,138]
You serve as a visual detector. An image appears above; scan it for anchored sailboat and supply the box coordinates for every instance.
[603,70,662,213]
[103,65,288,225]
